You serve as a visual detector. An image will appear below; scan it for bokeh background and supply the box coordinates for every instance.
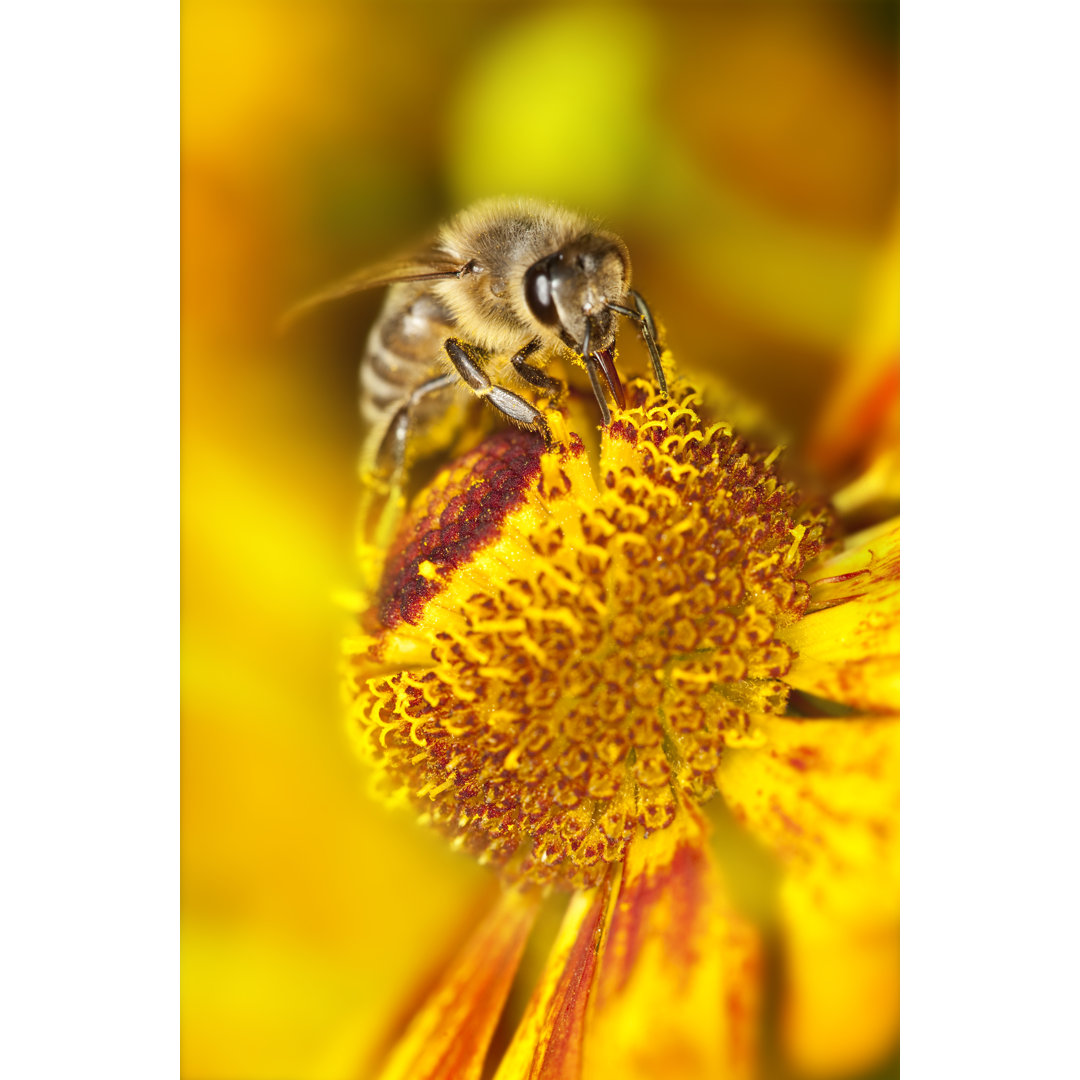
[181,2,899,1077]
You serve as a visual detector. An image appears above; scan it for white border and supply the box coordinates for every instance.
[0,3,178,1076]
[904,3,1079,1077]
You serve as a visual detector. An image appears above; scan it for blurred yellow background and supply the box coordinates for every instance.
[181,2,898,1077]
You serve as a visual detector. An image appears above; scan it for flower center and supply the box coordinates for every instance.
[345,380,830,887]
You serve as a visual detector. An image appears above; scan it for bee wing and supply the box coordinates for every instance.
[279,250,471,333]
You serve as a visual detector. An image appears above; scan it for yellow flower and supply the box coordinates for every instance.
[344,371,899,1079]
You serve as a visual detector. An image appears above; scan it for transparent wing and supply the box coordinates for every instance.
[279,249,471,333]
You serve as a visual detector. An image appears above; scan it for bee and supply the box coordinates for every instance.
[288,197,667,485]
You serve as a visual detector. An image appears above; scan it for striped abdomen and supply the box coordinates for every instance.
[358,283,458,465]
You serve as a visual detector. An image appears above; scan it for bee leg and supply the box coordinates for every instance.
[444,338,554,446]
[610,291,667,396]
[628,290,667,397]
[360,370,458,557]
[510,339,564,405]
[374,370,458,481]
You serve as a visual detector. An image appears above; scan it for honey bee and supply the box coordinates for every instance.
[288,197,667,485]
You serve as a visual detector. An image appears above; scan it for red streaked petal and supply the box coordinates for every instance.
[585,802,762,1080]
[718,714,899,926]
[781,518,900,713]
[374,887,540,1080]
[494,878,612,1080]
[805,208,899,478]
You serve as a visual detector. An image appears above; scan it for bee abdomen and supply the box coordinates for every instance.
[380,289,455,355]
[361,288,456,404]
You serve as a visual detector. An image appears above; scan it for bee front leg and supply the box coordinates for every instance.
[609,290,667,396]
[510,339,564,406]
[629,289,667,396]
[444,338,554,446]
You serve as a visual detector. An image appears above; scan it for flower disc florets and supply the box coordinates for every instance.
[346,380,831,887]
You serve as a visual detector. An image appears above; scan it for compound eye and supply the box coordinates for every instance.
[524,258,560,327]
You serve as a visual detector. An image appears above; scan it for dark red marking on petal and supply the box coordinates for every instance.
[785,746,823,773]
[607,418,638,444]
[529,875,612,1076]
[770,795,806,837]
[378,430,545,627]
[814,569,872,587]
[599,837,708,1003]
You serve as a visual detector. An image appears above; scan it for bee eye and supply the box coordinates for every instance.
[524,259,560,327]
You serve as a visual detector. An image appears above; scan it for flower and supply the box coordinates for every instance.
[344,371,899,1079]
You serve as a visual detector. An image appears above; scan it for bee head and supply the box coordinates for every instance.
[523,234,629,355]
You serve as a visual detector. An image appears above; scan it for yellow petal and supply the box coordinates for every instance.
[585,802,762,1080]
[494,882,611,1080]
[780,885,899,1077]
[830,442,900,526]
[718,714,899,926]
[374,887,540,1080]
[781,518,899,712]
[806,207,899,477]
